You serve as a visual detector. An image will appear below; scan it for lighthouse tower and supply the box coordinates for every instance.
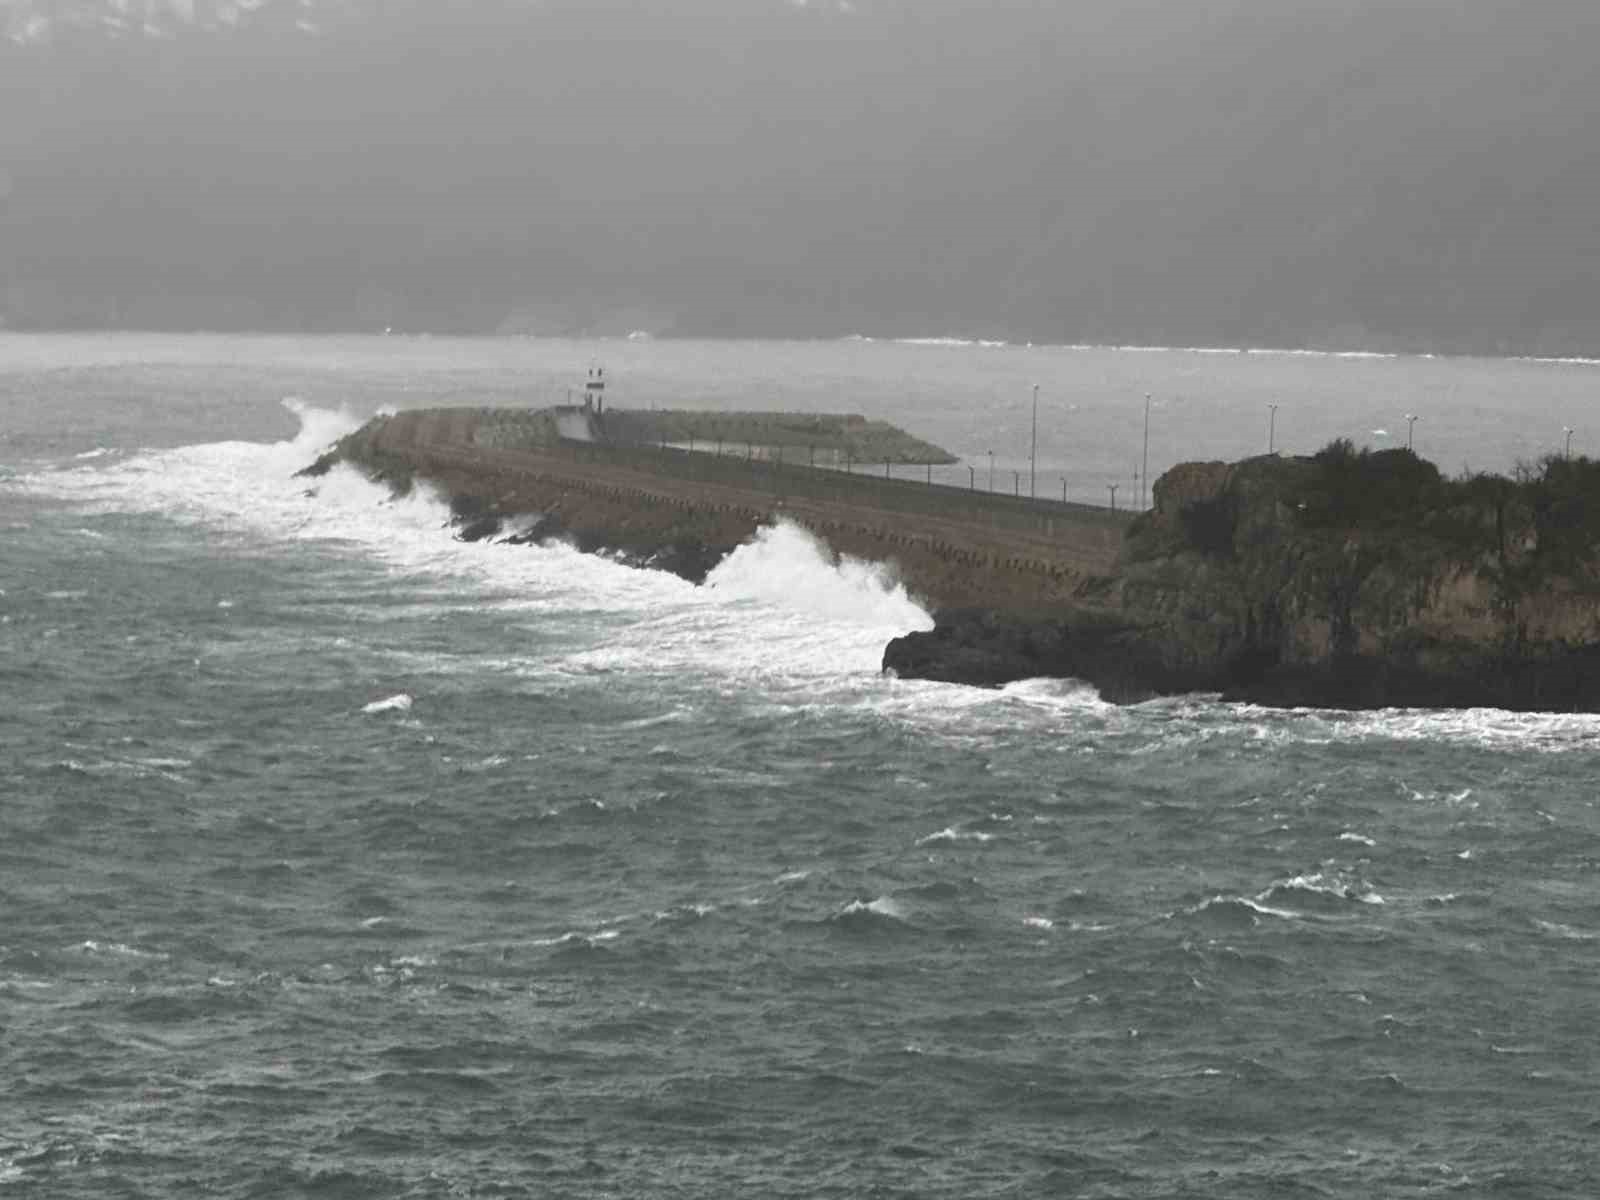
[584,366,606,414]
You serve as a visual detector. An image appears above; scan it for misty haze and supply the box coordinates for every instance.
[5,0,1600,354]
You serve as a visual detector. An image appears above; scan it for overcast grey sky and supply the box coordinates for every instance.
[4,0,1599,351]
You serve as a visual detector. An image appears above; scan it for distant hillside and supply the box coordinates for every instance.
[4,0,1600,354]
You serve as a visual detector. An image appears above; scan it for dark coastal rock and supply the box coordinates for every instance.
[882,608,1208,703]
[294,450,340,478]
[1224,646,1600,712]
[889,610,1600,711]
[447,505,726,586]
[454,515,503,543]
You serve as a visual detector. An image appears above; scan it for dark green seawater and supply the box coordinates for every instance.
[4,334,1600,1197]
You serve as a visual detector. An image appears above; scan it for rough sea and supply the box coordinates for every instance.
[5,333,1600,1198]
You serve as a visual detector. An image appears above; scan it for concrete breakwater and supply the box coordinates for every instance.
[308,405,1131,613]
[306,405,1600,709]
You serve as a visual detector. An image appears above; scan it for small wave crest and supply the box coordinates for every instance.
[361,693,413,715]
[892,336,1010,349]
[1176,870,1384,927]
[831,895,909,930]
[1256,872,1385,912]
[1177,895,1298,927]
[74,939,168,960]
[915,826,995,846]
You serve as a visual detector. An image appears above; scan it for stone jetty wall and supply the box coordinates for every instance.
[338,427,1132,613]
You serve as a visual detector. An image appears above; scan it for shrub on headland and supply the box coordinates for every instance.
[1142,439,1600,665]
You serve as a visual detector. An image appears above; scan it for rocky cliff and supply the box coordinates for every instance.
[886,443,1600,710]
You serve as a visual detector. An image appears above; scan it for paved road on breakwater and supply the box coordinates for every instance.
[350,417,1135,613]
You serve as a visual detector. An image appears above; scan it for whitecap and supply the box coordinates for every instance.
[1338,832,1376,846]
[839,896,906,920]
[528,929,621,948]
[1259,872,1384,907]
[916,826,994,846]
[1534,919,1597,941]
[74,940,167,960]
[1179,895,1297,922]
[362,693,413,715]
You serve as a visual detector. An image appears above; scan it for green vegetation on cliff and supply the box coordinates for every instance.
[1125,444,1600,678]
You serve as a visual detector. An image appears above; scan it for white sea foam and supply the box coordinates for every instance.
[998,676,1113,711]
[705,521,929,632]
[1222,701,1600,755]
[18,401,938,691]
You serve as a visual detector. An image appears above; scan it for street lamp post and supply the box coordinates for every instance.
[968,464,976,489]
[987,449,995,492]
[1565,426,1575,458]
[1405,413,1419,450]
[1107,483,1119,511]
[1030,384,1039,500]
[1142,393,1151,509]
[1013,470,1021,497]
[1268,403,1278,454]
